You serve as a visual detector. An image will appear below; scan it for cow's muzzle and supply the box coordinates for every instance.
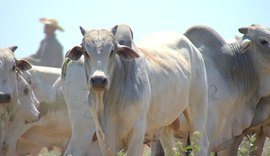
[90,76,108,91]
[0,93,11,103]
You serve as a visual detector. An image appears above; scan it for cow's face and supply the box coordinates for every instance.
[15,74,40,123]
[66,27,139,92]
[239,25,270,71]
[0,47,18,105]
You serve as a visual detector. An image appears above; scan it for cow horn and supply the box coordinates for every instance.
[8,46,18,53]
[111,25,118,35]
[80,26,87,36]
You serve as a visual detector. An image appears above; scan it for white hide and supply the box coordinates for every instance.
[66,28,209,156]
[15,65,70,156]
[61,57,101,156]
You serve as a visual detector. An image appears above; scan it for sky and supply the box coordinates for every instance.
[1,0,269,58]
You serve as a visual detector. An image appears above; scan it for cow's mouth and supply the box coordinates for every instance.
[92,86,106,92]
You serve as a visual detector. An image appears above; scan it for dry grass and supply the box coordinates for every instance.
[38,147,61,156]
[38,136,270,156]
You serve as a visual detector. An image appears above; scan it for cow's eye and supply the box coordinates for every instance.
[11,65,16,71]
[109,50,114,57]
[84,51,90,58]
[260,40,268,46]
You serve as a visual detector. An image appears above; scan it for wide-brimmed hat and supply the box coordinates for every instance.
[39,17,64,32]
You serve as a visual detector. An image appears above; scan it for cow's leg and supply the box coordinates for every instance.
[189,82,210,156]
[159,126,175,156]
[126,120,146,156]
[151,141,164,156]
[217,134,244,156]
[64,108,95,156]
[189,109,209,156]
[255,126,267,156]
[5,121,33,156]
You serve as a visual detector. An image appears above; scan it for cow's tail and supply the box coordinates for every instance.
[183,107,193,131]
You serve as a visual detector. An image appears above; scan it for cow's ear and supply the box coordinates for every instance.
[239,27,249,34]
[116,44,139,61]
[9,46,18,53]
[16,59,32,71]
[240,39,252,53]
[65,46,84,61]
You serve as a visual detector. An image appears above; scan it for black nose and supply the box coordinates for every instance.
[90,76,108,89]
[0,93,11,103]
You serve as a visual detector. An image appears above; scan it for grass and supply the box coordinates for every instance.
[238,135,270,156]
[38,135,270,156]
[38,147,61,156]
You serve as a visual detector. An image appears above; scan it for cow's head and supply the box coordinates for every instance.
[239,25,270,71]
[66,26,139,92]
[0,46,19,104]
[0,46,37,116]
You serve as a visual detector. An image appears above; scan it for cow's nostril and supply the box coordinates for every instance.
[101,77,107,86]
[5,94,10,101]
[90,77,96,85]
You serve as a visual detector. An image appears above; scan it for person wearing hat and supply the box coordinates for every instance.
[24,17,64,68]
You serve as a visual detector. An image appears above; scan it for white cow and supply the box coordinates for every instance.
[61,24,137,156]
[14,65,71,155]
[65,25,209,156]
[3,72,40,156]
[0,46,20,148]
[183,24,270,153]
[0,46,40,155]
[61,56,101,156]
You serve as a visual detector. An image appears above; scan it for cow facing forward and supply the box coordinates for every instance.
[66,26,209,156]
[61,24,137,156]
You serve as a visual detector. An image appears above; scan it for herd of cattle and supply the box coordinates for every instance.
[0,24,270,156]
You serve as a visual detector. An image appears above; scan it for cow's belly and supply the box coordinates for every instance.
[146,75,190,133]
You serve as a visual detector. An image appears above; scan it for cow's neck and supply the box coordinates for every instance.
[252,50,270,97]
[103,57,126,111]
[225,42,260,97]
[8,81,19,119]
